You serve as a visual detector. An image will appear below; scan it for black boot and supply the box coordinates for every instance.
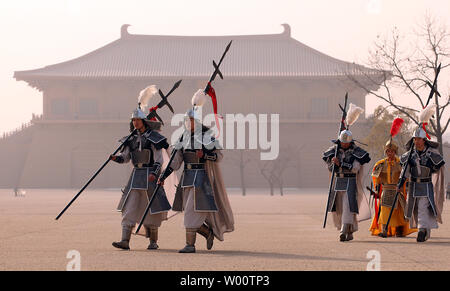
[378,225,388,238]
[339,224,353,242]
[346,232,354,241]
[378,232,388,238]
[417,229,427,243]
[395,226,404,237]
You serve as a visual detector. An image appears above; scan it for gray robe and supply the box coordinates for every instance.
[114,130,171,229]
[323,144,371,231]
[167,138,234,240]
[401,146,446,229]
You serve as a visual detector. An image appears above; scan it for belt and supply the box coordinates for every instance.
[133,164,151,168]
[184,163,205,170]
[382,184,397,190]
[411,177,431,183]
[335,173,356,178]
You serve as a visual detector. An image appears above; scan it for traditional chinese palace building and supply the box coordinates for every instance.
[3,24,385,189]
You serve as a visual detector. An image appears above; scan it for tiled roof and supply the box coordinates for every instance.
[14,24,381,80]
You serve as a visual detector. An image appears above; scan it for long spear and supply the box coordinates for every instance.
[55,129,136,220]
[204,41,232,94]
[147,80,182,124]
[382,63,441,234]
[55,80,182,220]
[323,93,348,228]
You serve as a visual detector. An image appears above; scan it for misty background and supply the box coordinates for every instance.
[0,0,449,192]
[1,0,449,139]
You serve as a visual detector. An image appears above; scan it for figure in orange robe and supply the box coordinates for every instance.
[369,140,417,237]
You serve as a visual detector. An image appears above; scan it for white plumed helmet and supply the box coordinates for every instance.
[339,130,353,143]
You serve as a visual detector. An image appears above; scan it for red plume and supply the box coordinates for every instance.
[422,122,431,140]
[390,117,404,137]
[205,82,222,138]
[148,106,158,121]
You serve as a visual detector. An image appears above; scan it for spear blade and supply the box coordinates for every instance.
[425,63,441,106]
[426,81,441,97]
[206,40,233,88]
[154,111,164,125]
[213,60,223,79]
[147,80,182,120]
[166,79,182,97]
[165,101,175,114]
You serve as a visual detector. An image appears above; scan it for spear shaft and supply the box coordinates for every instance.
[323,93,348,228]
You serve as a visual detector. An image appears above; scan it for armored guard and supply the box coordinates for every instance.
[401,125,445,242]
[110,86,171,250]
[323,130,371,241]
[158,90,234,253]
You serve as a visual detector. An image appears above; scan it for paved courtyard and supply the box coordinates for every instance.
[0,189,449,271]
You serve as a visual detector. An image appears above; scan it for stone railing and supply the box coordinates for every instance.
[1,114,42,140]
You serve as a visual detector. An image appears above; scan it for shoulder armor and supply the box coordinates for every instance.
[144,130,169,149]
[429,150,444,166]
[352,146,367,159]
[118,136,128,143]
[372,160,385,178]
[400,151,411,165]
[202,132,222,150]
[323,146,336,160]
[172,134,184,150]
[118,134,135,145]
[352,146,371,165]
[193,131,222,150]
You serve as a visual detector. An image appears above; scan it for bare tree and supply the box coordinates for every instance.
[259,160,277,196]
[362,105,416,162]
[227,149,253,196]
[348,13,450,155]
[257,146,302,196]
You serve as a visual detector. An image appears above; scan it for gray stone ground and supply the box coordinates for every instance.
[0,189,449,271]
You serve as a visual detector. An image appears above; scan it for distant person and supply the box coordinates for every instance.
[110,94,171,251]
[401,126,445,242]
[158,89,234,253]
[322,130,371,241]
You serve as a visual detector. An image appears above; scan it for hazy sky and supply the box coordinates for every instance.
[1,0,449,138]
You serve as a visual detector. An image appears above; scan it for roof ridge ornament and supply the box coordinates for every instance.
[281,23,291,37]
[121,24,131,38]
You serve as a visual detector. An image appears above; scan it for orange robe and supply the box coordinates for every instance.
[369,157,417,236]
